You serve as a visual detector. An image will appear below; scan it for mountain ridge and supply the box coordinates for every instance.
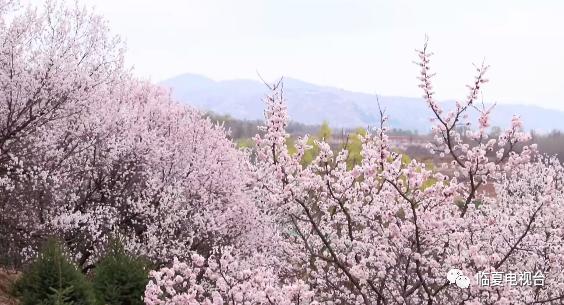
[160,73,564,133]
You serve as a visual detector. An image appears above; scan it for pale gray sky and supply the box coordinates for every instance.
[67,0,564,110]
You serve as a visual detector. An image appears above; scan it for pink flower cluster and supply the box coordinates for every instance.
[145,249,316,305]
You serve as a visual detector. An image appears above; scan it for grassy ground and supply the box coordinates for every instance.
[0,269,19,305]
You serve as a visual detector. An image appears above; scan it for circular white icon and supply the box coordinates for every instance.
[447,269,463,284]
[455,275,470,288]
[447,268,470,289]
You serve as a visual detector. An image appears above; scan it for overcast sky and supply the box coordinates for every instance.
[66,0,564,110]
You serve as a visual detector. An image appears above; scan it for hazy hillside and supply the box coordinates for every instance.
[161,73,564,133]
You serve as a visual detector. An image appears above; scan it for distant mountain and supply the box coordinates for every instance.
[160,73,564,133]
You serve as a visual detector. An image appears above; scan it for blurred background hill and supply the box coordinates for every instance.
[162,73,564,133]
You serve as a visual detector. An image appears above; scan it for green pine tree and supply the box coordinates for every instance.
[46,286,75,305]
[13,239,96,305]
[92,238,150,305]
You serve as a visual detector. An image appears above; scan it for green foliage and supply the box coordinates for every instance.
[301,136,320,166]
[286,137,298,156]
[236,137,254,148]
[13,239,96,305]
[473,199,484,208]
[420,177,438,190]
[299,122,333,166]
[48,286,76,305]
[283,135,319,166]
[345,128,367,169]
[92,239,150,305]
[420,160,438,190]
[399,151,411,165]
[318,121,332,141]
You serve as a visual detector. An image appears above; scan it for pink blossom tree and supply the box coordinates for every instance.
[0,1,260,272]
[146,43,564,304]
[42,80,261,270]
[0,0,125,265]
[243,41,563,304]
